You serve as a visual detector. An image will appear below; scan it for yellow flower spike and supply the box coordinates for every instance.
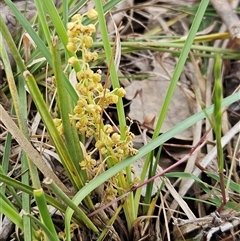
[132,176,140,186]
[84,52,92,62]
[75,121,80,129]
[110,175,118,185]
[68,56,79,65]
[129,135,136,142]
[87,9,98,20]
[127,132,135,141]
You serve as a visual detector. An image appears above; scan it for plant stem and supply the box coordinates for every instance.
[213,54,226,212]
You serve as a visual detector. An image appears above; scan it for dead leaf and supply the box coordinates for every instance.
[125,78,193,140]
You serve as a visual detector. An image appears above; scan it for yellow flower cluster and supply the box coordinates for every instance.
[55,11,138,185]
[66,10,98,57]
[95,125,138,163]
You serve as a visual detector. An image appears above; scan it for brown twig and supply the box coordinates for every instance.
[211,0,240,43]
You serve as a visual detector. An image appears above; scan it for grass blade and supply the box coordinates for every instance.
[0,199,23,230]
[34,188,59,241]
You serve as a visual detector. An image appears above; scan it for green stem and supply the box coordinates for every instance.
[213,54,226,212]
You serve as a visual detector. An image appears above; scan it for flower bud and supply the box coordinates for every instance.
[84,24,96,35]
[92,73,101,83]
[53,118,62,127]
[68,56,78,65]
[104,124,113,134]
[111,133,121,142]
[87,9,98,20]
[67,22,75,30]
[116,87,126,97]
[67,42,77,52]
[82,35,93,48]
[71,14,82,22]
